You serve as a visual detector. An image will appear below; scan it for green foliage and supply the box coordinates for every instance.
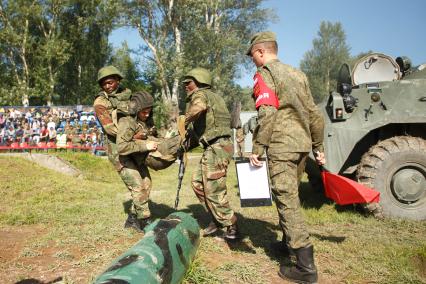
[55,0,116,105]
[0,0,270,120]
[237,87,256,111]
[300,21,350,103]
[152,98,175,130]
[122,0,274,116]
[0,0,117,106]
[349,50,375,67]
[109,42,147,93]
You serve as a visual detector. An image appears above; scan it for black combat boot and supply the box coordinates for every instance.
[138,217,152,230]
[278,245,318,284]
[124,214,151,232]
[202,221,220,237]
[223,215,239,240]
[269,240,294,257]
[124,214,143,232]
[362,202,385,219]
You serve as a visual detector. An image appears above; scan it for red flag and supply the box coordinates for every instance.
[321,171,380,205]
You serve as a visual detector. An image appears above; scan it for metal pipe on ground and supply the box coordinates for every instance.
[93,212,200,284]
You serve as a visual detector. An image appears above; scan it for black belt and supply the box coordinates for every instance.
[200,135,230,148]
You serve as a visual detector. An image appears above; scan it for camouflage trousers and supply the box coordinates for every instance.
[191,138,235,227]
[236,141,244,157]
[106,138,152,219]
[267,151,311,249]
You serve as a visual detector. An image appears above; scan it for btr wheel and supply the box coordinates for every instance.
[357,136,426,220]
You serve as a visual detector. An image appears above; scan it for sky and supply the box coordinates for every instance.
[109,0,426,87]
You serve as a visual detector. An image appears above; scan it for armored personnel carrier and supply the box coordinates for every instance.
[319,53,426,220]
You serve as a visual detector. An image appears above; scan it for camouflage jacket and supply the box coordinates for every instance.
[93,86,132,139]
[116,115,157,157]
[252,59,324,156]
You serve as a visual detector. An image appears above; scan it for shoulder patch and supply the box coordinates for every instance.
[253,72,279,109]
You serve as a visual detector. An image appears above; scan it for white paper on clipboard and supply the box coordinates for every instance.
[235,159,271,200]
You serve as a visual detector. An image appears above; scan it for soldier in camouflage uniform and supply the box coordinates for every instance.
[116,91,159,231]
[93,66,136,229]
[246,31,326,283]
[182,67,239,240]
[243,115,257,136]
[235,118,245,157]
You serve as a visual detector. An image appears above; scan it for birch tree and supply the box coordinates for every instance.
[121,0,273,110]
[300,21,350,103]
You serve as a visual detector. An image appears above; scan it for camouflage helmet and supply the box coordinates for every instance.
[146,135,181,170]
[97,65,124,83]
[183,67,212,86]
[128,91,154,115]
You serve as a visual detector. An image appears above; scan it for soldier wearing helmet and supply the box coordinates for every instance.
[182,67,239,240]
[93,65,136,229]
[115,91,159,231]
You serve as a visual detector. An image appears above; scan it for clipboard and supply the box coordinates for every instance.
[235,157,272,207]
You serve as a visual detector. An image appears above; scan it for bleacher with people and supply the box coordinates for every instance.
[0,106,105,155]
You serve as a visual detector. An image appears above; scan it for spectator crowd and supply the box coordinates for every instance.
[0,106,104,154]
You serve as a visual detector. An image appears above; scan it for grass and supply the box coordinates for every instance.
[0,152,425,284]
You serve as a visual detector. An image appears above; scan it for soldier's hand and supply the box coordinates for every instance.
[148,126,158,137]
[314,151,326,165]
[249,154,263,167]
[133,131,147,140]
[146,141,158,151]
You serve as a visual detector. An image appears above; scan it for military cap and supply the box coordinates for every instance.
[246,31,277,55]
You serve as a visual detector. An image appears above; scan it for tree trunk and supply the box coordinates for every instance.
[168,0,182,105]
[136,23,171,102]
[47,65,54,106]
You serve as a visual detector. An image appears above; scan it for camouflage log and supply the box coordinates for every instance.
[93,212,200,284]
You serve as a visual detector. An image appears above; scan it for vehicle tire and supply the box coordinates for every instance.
[357,136,426,220]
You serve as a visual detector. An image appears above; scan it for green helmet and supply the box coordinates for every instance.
[183,67,212,86]
[97,65,124,83]
[128,91,154,115]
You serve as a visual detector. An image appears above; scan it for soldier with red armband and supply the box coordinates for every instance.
[246,31,325,284]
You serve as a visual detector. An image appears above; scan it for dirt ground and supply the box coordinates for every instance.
[0,225,140,284]
[2,225,81,283]
[0,225,337,284]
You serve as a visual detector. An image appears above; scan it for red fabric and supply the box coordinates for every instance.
[10,142,19,148]
[321,171,380,205]
[37,142,47,148]
[46,141,56,148]
[253,72,279,109]
[20,142,29,148]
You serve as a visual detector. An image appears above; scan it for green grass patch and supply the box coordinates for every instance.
[0,153,425,283]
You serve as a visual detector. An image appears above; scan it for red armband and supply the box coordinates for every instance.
[253,72,279,109]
